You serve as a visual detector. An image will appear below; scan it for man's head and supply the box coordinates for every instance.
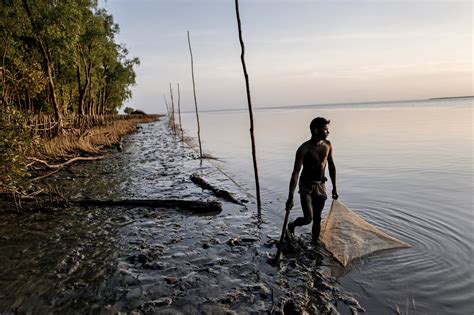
[310,117,330,139]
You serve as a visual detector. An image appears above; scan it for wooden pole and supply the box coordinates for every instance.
[177,83,184,142]
[187,30,203,159]
[274,208,290,262]
[169,83,176,134]
[163,94,170,118]
[234,0,262,211]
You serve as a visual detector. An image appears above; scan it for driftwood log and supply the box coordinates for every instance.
[71,199,222,213]
[190,173,242,205]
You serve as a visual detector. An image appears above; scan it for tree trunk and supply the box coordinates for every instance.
[76,65,88,117]
[1,32,9,108]
[42,43,63,134]
[88,79,95,115]
[22,0,63,134]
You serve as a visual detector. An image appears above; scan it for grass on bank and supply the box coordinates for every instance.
[0,114,162,206]
[39,115,162,158]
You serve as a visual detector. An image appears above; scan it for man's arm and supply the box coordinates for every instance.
[327,142,338,199]
[286,146,304,211]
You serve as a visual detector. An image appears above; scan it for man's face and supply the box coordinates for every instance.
[317,124,330,139]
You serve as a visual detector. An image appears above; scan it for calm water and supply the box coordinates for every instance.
[181,98,473,314]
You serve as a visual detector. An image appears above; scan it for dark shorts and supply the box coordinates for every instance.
[298,180,327,201]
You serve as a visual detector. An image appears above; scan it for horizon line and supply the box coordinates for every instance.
[174,95,473,115]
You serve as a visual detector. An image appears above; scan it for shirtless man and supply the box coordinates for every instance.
[285,117,338,243]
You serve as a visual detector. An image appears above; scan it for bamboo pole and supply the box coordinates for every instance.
[163,94,169,114]
[169,82,176,134]
[177,82,184,142]
[163,94,170,123]
[235,0,262,211]
[187,30,203,159]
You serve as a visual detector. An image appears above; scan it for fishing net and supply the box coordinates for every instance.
[320,200,410,266]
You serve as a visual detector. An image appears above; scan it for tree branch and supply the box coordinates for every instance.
[27,155,106,169]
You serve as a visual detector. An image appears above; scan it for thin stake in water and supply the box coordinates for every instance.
[235,0,262,211]
[163,94,170,117]
[177,83,184,142]
[187,31,203,159]
[169,83,176,134]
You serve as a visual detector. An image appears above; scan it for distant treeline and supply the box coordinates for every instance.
[0,0,139,133]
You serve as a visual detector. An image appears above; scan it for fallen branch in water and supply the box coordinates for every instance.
[190,173,243,205]
[71,198,222,213]
[27,155,106,169]
[30,168,62,182]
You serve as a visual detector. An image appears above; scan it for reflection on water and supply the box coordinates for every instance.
[181,98,473,314]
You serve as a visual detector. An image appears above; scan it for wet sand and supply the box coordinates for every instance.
[0,120,361,314]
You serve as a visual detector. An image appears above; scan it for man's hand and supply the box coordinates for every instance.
[332,189,339,200]
[285,198,294,212]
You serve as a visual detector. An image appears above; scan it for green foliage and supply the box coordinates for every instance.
[0,106,39,193]
[0,0,139,117]
[124,107,134,115]
[0,0,139,193]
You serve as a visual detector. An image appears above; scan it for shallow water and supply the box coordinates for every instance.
[181,98,473,314]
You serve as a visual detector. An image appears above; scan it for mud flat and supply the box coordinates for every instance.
[0,120,360,314]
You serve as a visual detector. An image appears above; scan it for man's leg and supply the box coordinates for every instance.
[311,198,326,243]
[288,193,313,234]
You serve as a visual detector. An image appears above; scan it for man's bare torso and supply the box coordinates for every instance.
[299,139,331,183]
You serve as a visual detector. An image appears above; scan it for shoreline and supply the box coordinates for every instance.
[0,114,163,205]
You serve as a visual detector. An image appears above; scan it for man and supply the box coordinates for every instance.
[285,117,338,244]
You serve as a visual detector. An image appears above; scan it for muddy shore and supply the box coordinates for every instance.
[0,120,362,314]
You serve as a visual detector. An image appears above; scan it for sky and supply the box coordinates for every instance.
[99,0,473,114]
